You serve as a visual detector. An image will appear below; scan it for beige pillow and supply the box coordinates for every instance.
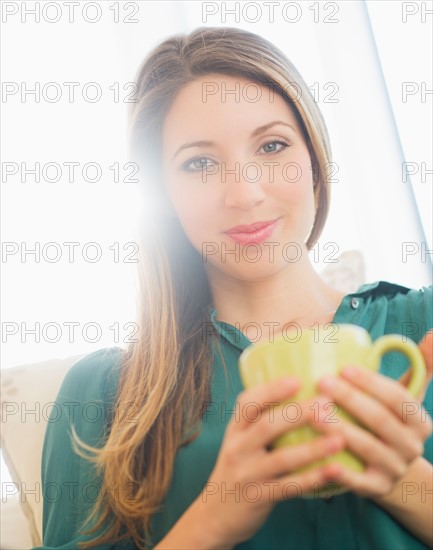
[0,354,86,547]
[320,250,365,295]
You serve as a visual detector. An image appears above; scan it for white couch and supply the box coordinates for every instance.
[1,353,86,549]
[0,251,365,549]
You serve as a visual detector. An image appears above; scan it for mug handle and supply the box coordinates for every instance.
[369,335,426,398]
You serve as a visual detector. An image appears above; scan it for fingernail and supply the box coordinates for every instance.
[322,463,343,478]
[325,436,343,453]
[315,396,330,407]
[282,377,298,389]
[342,367,359,378]
[319,377,336,391]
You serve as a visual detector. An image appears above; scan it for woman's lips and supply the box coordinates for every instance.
[224,218,280,245]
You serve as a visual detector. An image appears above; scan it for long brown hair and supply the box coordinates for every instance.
[69,26,333,549]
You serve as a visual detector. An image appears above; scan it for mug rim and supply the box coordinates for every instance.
[239,322,371,362]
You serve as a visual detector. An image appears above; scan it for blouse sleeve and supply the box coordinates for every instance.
[415,285,433,465]
[31,347,128,550]
[395,285,433,465]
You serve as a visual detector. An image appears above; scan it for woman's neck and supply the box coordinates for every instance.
[205,254,346,343]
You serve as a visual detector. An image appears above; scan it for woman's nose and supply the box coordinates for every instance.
[222,160,266,209]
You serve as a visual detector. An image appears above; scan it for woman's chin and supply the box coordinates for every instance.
[206,258,293,281]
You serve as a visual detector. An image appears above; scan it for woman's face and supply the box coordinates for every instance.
[161,74,316,280]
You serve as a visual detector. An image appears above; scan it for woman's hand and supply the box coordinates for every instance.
[199,376,346,549]
[309,330,433,498]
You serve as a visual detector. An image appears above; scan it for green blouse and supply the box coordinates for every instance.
[33,281,433,550]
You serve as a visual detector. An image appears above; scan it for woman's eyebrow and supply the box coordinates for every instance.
[171,121,296,161]
[172,140,213,161]
[251,120,296,138]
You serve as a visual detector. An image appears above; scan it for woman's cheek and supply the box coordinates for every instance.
[275,177,309,206]
[177,199,217,249]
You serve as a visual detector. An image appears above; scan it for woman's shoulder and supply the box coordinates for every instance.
[44,347,126,449]
[57,346,125,404]
[351,280,432,315]
[352,279,432,300]
[351,280,432,341]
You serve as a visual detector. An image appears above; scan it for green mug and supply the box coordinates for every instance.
[238,323,426,498]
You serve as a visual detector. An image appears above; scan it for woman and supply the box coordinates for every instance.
[35,27,433,549]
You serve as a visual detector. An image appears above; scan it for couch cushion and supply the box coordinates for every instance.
[0,493,34,549]
[1,354,86,547]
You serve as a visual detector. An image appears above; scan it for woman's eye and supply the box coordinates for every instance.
[181,139,289,172]
[259,139,290,154]
[182,157,216,172]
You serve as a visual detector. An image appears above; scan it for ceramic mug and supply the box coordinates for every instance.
[238,323,426,498]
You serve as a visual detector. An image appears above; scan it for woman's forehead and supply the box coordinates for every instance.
[161,75,300,146]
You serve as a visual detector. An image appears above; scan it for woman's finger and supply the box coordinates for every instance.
[321,463,394,498]
[328,370,432,439]
[228,377,301,433]
[258,433,345,479]
[312,409,411,478]
[264,464,339,502]
[237,394,322,454]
